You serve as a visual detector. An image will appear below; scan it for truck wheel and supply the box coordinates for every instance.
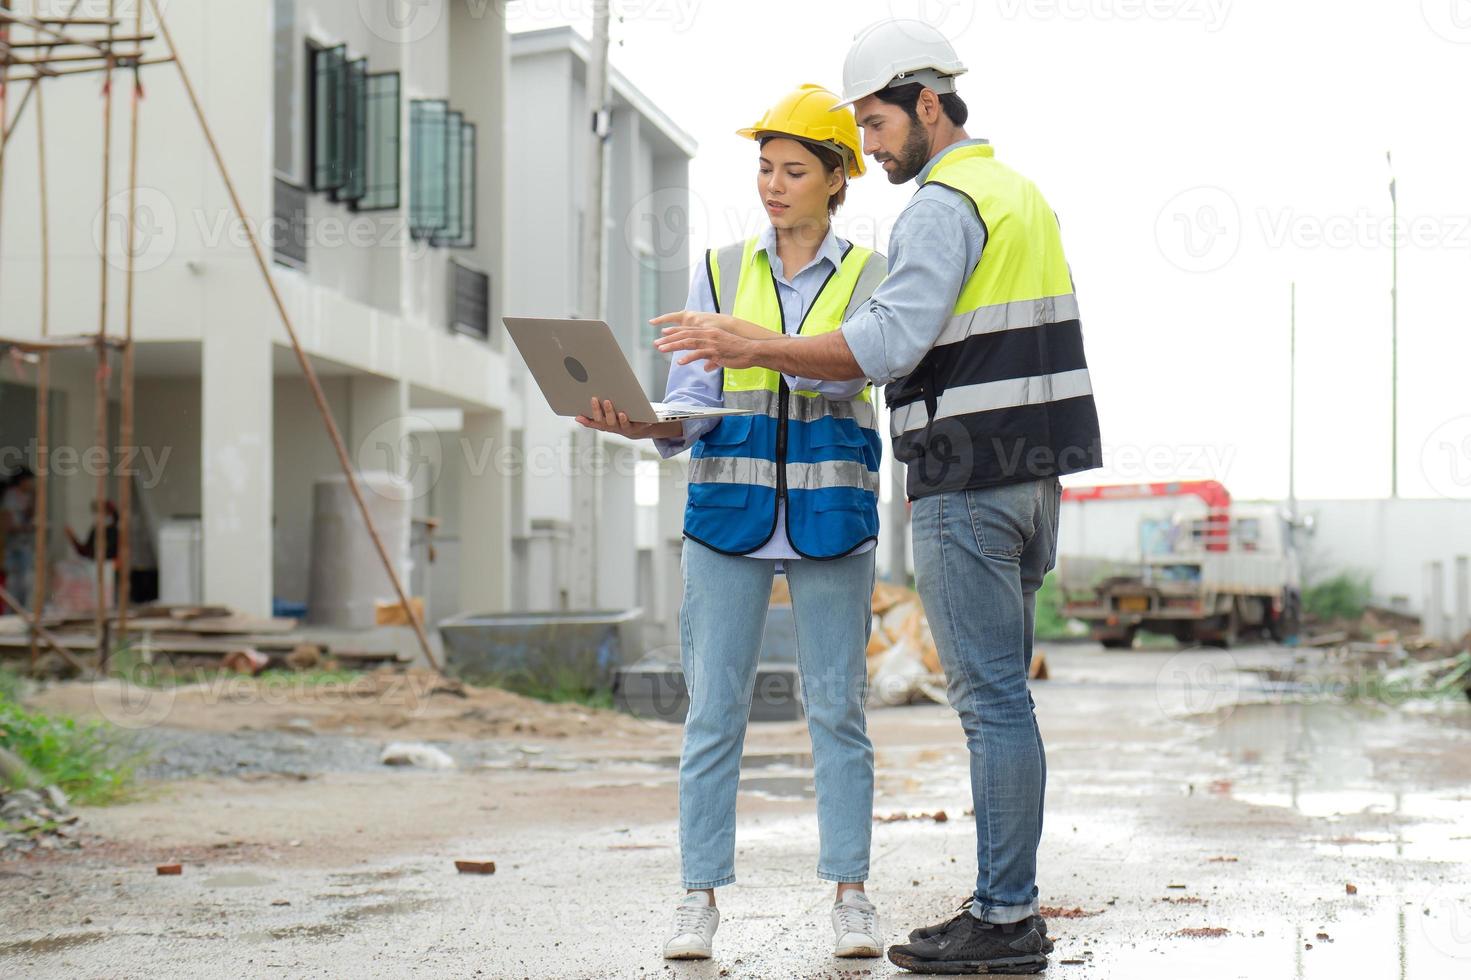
[1199,603,1241,648]
[1100,628,1136,650]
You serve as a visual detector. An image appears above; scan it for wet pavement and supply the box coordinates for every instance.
[2,643,1469,978]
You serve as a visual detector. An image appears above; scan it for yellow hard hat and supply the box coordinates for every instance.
[737,84,866,179]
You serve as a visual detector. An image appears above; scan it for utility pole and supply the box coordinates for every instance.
[583,0,611,320]
[1388,151,1398,498]
[1288,281,1296,519]
[570,0,612,610]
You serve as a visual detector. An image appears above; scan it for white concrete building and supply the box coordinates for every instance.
[1,0,519,624]
[505,26,696,646]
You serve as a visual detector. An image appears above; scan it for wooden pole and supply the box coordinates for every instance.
[115,0,142,645]
[0,582,90,677]
[93,2,115,669]
[143,0,442,673]
[29,70,49,672]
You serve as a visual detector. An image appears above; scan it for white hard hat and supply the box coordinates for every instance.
[837,19,968,108]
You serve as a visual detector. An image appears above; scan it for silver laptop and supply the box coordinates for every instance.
[503,316,753,424]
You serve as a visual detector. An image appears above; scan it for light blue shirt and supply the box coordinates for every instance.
[841,139,990,386]
[656,224,875,561]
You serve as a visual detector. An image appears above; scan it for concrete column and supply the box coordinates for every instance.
[887,455,908,583]
[1454,556,1469,646]
[596,439,638,612]
[202,329,273,617]
[457,409,511,613]
[347,375,411,482]
[345,374,413,590]
[1425,561,1445,643]
[651,456,687,652]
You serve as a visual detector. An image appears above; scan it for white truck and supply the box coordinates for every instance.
[1058,481,1303,648]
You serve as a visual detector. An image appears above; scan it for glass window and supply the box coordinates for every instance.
[447,122,476,248]
[409,99,449,239]
[357,72,401,211]
[335,58,368,204]
[310,44,348,192]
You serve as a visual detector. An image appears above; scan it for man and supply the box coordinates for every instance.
[655,19,1102,974]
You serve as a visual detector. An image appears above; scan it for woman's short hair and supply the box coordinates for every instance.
[758,135,848,215]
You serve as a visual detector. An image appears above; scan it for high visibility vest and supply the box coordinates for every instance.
[684,237,887,559]
[886,143,1102,498]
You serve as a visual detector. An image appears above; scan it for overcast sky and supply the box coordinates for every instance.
[508,0,1471,501]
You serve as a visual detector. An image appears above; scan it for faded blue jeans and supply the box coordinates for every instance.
[677,539,876,889]
[911,477,1061,925]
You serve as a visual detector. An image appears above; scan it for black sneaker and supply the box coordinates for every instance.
[888,911,1049,975]
[907,900,1054,954]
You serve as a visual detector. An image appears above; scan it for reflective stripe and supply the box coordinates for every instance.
[791,460,879,493]
[722,388,782,413]
[689,456,878,493]
[890,367,1094,436]
[842,252,888,322]
[934,293,1080,347]
[689,455,777,488]
[790,393,875,427]
[721,388,877,428]
[714,241,745,315]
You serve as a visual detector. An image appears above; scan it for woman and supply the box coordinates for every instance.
[577,84,887,961]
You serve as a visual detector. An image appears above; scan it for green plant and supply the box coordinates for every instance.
[1303,571,1372,622]
[0,666,23,704]
[0,698,142,804]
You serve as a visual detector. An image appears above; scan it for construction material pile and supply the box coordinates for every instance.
[865,582,948,706]
[769,579,952,706]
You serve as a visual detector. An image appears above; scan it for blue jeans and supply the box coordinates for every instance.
[677,539,876,889]
[911,477,1061,925]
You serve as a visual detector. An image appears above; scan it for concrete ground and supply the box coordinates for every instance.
[2,643,1470,978]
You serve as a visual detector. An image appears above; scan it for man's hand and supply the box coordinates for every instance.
[652,310,770,342]
[652,311,764,371]
[575,398,682,440]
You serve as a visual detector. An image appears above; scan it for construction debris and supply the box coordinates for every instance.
[0,784,81,856]
[379,742,456,770]
[221,648,269,675]
[849,580,1053,705]
[875,809,949,824]
[155,864,182,876]
[454,860,497,875]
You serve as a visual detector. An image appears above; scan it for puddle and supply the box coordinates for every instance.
[738,775,815,800]
[1190,700,1471,864]
[0,931,111,956]
[202,871,277,888]
[1061,902,1471,980]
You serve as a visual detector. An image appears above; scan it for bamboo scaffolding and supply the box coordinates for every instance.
[115,0,141,651]
[92,1,115,669]
[30,58,48,672]
[1,2,443,676]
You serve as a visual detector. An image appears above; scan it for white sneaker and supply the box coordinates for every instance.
[664,891,720,960]
[832,890,883,958]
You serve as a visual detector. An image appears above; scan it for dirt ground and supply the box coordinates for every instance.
[3,644,1470,978]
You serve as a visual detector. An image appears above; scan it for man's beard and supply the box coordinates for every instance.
[883,121,932,184]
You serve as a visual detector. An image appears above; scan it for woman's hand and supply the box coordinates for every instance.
[575,398,683,440]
